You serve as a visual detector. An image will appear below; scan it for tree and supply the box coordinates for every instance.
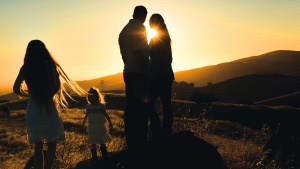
[179,81,189,86]
[99,80,105,91]
[188,83,195,87]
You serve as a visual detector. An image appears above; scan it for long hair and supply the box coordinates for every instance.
[149,14,172,58]
[22,39,86,109]
[149,13,171,43]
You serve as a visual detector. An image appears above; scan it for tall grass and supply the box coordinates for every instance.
[1,102,271,169]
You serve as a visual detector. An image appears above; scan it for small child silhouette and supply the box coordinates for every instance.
[82,87,113,160]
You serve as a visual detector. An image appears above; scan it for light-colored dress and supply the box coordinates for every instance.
[13,68,65,145]
[85,104,112,144]
[25,97,65,144]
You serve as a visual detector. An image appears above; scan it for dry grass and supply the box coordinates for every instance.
[0,104,271,169]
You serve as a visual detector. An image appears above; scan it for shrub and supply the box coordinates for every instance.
[189,91,218,103]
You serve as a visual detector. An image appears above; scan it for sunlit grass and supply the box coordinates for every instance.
[1,103,272,169]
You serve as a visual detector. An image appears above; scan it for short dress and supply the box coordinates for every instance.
[13,67,65,144]
[85,104,112,144]
[26,97,65,144]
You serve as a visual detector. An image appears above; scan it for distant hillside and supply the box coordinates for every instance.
[71,50,300,92]
[74,72,124,92]
[0,92,19,103]
[194,74,300,103]
[2,50,300,103]
[4,73,299,106]
[255,91,300,108]
[0,87,12,96]
[175,50,300,87]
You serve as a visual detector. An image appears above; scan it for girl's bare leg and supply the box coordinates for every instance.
[100,144,108,156]
[34,142,44,169]
[45,141,57,169]
[91,144,97,160]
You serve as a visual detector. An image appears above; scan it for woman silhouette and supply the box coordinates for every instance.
[13,39,86,169]
[148,13,175,139]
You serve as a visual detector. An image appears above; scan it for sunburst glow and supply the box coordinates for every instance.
[147,29,157,40]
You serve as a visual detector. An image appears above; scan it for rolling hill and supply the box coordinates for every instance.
[1,50,300,104]
[75,72,124,91]
[175,50,300,87]
[254,91,300,108]
[71,50,300,92]
[193,73,300,103]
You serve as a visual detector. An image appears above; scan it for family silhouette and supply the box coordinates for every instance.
[14,5,175,169]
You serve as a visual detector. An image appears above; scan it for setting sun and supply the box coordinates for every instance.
[1,1,300,96]
[146,28,157,40]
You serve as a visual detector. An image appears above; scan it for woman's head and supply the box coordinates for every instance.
[87,87,105,104]
[149,13,171,42]
[22,40,59,105]
[149,13,166,30]
[26,40,47,54]
[24,40,55,67]
[22,39,86,109]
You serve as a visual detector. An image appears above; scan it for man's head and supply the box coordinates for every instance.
[133,5,147,23]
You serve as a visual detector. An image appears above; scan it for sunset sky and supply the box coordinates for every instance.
[1,0,300,93]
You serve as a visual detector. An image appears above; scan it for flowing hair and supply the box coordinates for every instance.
[22,39,86,110]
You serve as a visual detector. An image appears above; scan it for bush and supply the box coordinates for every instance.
[189,91,217,103]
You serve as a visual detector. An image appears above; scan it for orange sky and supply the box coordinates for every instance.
[1,1,300,94]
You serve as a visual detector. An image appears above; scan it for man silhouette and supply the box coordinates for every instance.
[118,5,149,154]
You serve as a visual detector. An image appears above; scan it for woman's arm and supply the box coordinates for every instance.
[13,66,28,97]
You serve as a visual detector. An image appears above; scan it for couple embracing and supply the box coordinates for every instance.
[118,5,175,155]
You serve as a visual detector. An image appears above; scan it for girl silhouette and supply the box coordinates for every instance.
[13,39,86,169]
[82,87,113,160]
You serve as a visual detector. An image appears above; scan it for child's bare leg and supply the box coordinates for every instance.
[34,142,44,169]
[100,144,108,156]
[45,141,57,169]
[91,144,96,149]
[91,144,97,160]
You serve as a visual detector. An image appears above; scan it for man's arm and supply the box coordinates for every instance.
[134,50,149,73]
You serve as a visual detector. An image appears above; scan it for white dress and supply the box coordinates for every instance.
[13,68,65,144]
[86,104,112,144]
[25,97,65,144]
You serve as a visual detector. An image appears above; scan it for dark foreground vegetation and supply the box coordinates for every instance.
[1,95,300,168]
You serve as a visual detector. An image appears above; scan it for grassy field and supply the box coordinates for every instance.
[0,100,275,169]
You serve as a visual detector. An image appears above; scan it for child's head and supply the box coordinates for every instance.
[87,87,105,104]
